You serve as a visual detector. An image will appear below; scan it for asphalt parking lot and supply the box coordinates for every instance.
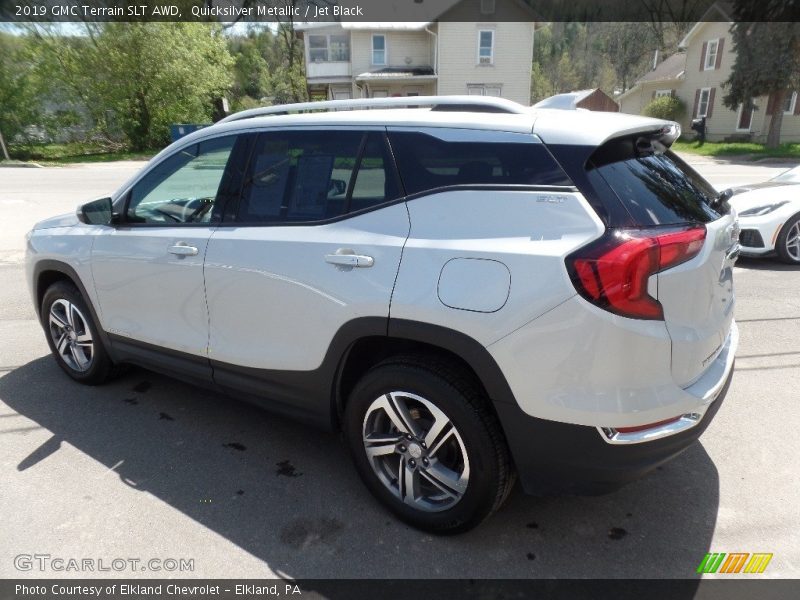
[0,156,798,579]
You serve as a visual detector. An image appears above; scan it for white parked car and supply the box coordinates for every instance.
[724,165,800,263]
[25,96,738,532]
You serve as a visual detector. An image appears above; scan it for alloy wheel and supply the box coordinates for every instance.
[48,299,94,372]
[785,221,800,262]
[362,391,470,512]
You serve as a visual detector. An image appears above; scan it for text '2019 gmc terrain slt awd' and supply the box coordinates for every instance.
[26,96,738,533]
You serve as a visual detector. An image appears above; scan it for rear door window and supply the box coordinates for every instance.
[387,131,572,195]
[589,139,723,225]
[237,130,399,223]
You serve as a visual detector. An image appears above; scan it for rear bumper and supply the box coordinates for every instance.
[496,357,734,496]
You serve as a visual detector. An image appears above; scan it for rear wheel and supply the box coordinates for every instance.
[776,213,800,264]
[41,281,116,384]
[344,356,515,533]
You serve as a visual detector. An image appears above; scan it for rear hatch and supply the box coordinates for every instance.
[584,136,737,387]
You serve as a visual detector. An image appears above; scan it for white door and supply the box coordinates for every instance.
[91,136,238,362]
[204,129,409,376]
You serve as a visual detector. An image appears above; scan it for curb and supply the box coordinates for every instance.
[0,161,44,168]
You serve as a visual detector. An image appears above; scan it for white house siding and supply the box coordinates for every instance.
[350,30,433,77]
[621,19,800,142]
[678,21,746,141]
[678,20,798,142]
[773,93,800,141]
[436,21,534,105]
[618,82,681,116]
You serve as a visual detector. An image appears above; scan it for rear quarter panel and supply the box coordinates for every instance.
[391,189,605,346]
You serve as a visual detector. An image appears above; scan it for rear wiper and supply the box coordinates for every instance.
[712,188,733,211]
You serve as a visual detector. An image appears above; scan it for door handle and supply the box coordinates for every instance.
[168,242,199,257]
[325,250,374,268]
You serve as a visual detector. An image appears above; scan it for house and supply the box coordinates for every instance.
[297,0,537,105]
[618,1,800,142]
[533,88,619,112]
[616,53,686,115]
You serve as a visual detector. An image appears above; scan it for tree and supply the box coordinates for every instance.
[0,32,41,156]
[723,20,800,148]
[643,95,686,121]
[28,23,234,150]
[530,22,672,104]
[272,5,309,104]
[599,23,652,93]
[98,23,234,149]
[233,39,272,99]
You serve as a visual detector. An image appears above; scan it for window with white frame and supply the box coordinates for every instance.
[480,0,496,14]
[784,91,798,114]
[308,34,350,62]
[372,34,386,65]
[697,88,711,117]
[478,30,494,65]
[467,84,502,97]
[655,89,672,98]
[704,39,719,70]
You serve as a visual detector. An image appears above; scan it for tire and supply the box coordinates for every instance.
[776,213,800,265]
[41,281,116,385]
[344,355,515,533]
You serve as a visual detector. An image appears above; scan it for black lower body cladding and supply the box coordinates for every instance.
[495,364,733,496]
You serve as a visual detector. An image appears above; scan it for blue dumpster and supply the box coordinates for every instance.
[170,123,211,142]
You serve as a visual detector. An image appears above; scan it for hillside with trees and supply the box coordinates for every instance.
[530,22,691,103]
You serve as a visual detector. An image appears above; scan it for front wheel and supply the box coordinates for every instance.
[344,356,515,533]
[776,213,800,264]
[41,281,116,385]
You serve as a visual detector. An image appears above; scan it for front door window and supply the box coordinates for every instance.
[127,136,235,224]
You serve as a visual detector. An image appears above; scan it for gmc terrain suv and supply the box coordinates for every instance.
[26,96,738,532]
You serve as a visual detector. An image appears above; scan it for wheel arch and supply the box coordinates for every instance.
[775,210,800,261]
[32,260,111,350]
[332,319,518,431]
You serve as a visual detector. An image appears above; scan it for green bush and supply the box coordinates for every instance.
[643,95,686,122]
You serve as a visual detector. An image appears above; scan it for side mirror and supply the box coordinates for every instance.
[329,178,347,196]
[77,197,117,225]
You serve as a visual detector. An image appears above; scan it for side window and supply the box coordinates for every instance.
[387,131,573,196]
[238,131,399,223]
[127,136,236,224]
[349,133,400,212]
[588,139,722,225]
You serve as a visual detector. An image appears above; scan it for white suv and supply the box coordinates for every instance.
[26,96,738,533]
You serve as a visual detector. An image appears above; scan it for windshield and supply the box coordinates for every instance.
[771,165,800,183]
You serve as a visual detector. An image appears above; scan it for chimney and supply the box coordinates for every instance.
[652,49,659,71]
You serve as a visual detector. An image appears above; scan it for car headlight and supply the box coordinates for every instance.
[738,201,790,216]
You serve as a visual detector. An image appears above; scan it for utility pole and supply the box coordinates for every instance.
[0,129,9,161]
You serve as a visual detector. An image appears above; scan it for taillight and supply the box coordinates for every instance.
[567,226,706,320]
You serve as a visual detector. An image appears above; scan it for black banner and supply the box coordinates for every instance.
[1,0,799,23]
[2,579,800,600]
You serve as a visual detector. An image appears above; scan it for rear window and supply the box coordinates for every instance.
[589,138,723,225]
[388,131,572,196]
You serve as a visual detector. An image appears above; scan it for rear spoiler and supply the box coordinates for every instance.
[634,122,682,156]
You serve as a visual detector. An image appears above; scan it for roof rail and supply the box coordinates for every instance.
[217,95,529,124]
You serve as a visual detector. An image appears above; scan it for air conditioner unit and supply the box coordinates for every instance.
[479,56,491,65]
